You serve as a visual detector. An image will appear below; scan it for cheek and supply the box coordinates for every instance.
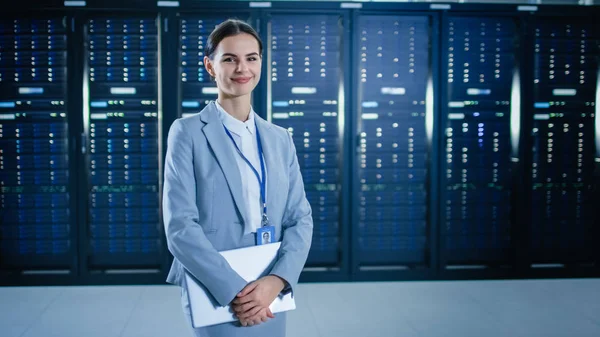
[218,73,232,86]
[216,65,232,78]
[253,65,262,80]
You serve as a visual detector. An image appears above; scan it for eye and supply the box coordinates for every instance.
[223,57,235,63]
[248,57,258,61]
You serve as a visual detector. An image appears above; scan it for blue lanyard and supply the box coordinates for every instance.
[223,122,268,226]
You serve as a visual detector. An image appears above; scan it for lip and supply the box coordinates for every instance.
[231,77,251,84]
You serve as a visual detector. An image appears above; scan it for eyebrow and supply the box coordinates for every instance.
[222,52,260,58]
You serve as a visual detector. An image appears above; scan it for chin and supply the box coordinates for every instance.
[225,89,252,98]
[226,85,256,97]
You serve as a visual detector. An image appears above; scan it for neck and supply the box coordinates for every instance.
[217,95,252,122]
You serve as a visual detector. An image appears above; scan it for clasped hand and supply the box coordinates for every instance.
[231,275,285,327]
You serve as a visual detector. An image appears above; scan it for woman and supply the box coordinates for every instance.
[162,19,313,337]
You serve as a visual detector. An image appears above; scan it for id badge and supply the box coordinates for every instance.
[256,225,275,246]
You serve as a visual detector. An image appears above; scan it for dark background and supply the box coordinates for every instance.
[0,0,599,286]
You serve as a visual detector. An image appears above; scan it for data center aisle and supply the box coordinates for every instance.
[1,278,599,337]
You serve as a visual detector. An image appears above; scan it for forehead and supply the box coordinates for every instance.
[215,33,260,55]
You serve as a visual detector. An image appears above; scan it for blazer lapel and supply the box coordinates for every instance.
[255,115,277,220]
[201,102,249,227]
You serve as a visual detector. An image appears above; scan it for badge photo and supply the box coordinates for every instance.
[256,226,275,245]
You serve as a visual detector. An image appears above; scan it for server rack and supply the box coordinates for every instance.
[1,1,598,286]
[439,13,521,274]
[0,12,79,284]
[351,10,440,281]
[262,5,353,282]
[526,15,599,272]
[78,12,166,283]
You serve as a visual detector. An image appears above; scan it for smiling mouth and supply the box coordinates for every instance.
[232,77,251,84]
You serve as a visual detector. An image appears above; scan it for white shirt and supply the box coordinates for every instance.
[215,100,264,235]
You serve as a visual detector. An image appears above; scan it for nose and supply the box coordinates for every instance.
[236,60,248,73]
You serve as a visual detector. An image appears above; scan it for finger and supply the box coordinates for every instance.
[256,309,269,323]
[237,305,262,320]
[233,303,256,315]
[244,302,261,314]
[245,312,266,326]
[232,294,254,305]
[238,282,259,297]
[239,292,259,307]
[231,301,243,310]
[232,302,244,313]
[261,308,271,322]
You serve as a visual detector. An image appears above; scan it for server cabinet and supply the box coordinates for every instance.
[2,2,599,285]
[440,15,519,267]
[82,16,163,270]
[353,14,433,270]
[528,18,599,264]
[266,13,345,267]
[0,16,77,274]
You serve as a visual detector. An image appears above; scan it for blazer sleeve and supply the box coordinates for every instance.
[269,131,314,297]
[163,119,247,307]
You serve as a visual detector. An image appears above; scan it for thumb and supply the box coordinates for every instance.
[267,308,275,318]
[238,282,258,297]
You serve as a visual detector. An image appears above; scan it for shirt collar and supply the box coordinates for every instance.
[215,100,256,136]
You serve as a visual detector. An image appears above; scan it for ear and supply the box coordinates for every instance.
[203,56,215,78]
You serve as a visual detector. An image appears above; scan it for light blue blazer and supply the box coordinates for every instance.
[162,101,313,308]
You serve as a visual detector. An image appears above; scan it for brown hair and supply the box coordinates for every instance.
[205,19,263,60]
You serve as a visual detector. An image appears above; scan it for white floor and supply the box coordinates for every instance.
[1,278,599,337]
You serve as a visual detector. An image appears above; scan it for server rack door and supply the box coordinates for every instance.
[83,16,163,269]
[266,14,344,267]
[441,16,518,266]
[355,15,431,267]
[0,16,74,270]
[529,18,599,264]
[178,15,249,118]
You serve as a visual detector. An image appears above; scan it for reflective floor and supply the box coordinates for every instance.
[1,278,599,337]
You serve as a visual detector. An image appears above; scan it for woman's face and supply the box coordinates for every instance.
[204,33,262,99]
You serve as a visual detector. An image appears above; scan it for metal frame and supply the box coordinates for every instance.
[158,7,179,282]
